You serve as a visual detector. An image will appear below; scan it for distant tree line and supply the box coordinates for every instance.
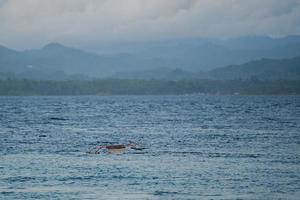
[0,79,299,95]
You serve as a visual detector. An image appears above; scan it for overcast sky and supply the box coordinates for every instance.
[0,0,300,50]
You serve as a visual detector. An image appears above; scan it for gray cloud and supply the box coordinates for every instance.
[0,0,300,49]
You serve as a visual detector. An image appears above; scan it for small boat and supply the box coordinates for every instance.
[104,144,127,154]
[88,142,144,154]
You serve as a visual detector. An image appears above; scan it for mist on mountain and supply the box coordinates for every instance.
[1,35,300,80]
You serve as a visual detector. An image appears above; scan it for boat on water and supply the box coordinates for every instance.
[102,144,127,154]
[88,142,144,154]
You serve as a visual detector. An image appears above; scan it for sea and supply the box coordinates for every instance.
[0,95,299,199]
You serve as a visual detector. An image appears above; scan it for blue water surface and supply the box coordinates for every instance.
[0,95,300,199]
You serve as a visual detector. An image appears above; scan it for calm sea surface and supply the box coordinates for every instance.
[0,95,299,199]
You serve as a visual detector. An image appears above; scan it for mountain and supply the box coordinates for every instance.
[0,43,131,79]
[112,56,300,81]
[1,35,300,80]
[0,43,169,79]
[135,36,300,71]
[20,43,112,77]
[0,45,21,72]
[207,56,300,80]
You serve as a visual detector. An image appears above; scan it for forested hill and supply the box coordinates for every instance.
[0,79,299,95]
[113,56,300,81]
[207,56,300,80]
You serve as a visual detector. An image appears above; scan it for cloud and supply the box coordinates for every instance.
[0,0,300,49]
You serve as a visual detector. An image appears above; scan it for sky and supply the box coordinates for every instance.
[0,0,300,50]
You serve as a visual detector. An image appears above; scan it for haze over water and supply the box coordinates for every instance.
[0,95,299,199]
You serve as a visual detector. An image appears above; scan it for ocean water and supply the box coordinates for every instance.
[0,95,299,199]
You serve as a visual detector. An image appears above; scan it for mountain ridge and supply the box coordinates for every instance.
[113,56,300,81]
[1,35,300,80]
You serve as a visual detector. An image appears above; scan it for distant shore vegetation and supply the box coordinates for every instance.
[0,79,299,96]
